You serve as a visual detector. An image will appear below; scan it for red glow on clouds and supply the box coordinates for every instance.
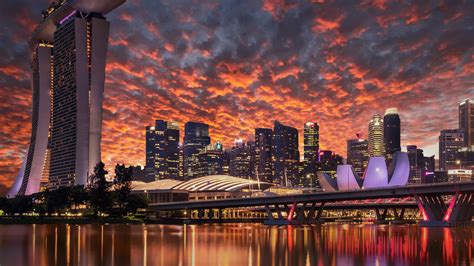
[0,1,473,191]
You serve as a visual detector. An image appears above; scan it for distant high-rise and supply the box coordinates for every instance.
[459,98,474,147]
[347,138,369,176]
[439,129,464,171]
[302,122,319,187]
[439,129,465,171]
[9,1,125,197]
[407,145,425,184]
[383,108,401,160]
[183,122,211,180]
[255,128,273,183]
[145,121,180,180]
[228,141,253,179]
[272,121,299,185]
[304,122,319,164]
[319,150,344,173]
[196,142,224,177]
[145,126,156,181]
[145,120,179,181]
[368,114,385,157]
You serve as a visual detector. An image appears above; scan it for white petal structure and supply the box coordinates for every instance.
[317,172,338,192]
[362,156,389,189]
[336,165,363,190]
[317,152,410,192]
[388,151,410,186]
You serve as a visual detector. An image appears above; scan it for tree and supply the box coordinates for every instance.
[70,185,88,210]
[44,187,71,214]
[5,195,33,215]
[87,161,112,215]
[0,197,9,215]
[114,164,133,214]
[125,194,148,213]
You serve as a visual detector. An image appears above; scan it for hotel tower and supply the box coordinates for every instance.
[8,0,125,196]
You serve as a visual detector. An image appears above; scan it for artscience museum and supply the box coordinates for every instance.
[318,152,410,191]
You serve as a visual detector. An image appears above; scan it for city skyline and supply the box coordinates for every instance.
[1,1,473,193]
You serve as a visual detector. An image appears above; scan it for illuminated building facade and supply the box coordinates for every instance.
[459,98,474,148]
[9,0,125,196]
[183,122,211,180]
[368,114,385,157]
[303,122,319,184]
[347,138,369,176]
[255,128,273,183]
[272,121,300,185]
[145,120,180,181]
[383,108,401,161]
[228,141,254,179]
[439,129,464,171]
[196,142,224,177]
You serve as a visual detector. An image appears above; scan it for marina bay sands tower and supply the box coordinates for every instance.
[8,0,125,196]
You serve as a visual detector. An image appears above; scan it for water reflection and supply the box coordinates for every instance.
[0,224,472,265]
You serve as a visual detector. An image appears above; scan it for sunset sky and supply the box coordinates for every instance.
[0,0,473,194]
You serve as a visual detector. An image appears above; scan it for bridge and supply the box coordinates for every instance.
[148,182,474,227]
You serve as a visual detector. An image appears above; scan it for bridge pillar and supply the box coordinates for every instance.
[263,202,325,225]
[416,192,474,227]
[375,208,388,221]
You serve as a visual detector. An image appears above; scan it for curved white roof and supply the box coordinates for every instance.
[173,175,273,192]
[132,179,183,191]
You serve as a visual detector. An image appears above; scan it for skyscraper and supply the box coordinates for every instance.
[407,145,428,184]
[347,138,369,176]
[196,142,224,177]
[228,141,253,179]
[9,1,125,196]
[459,98,474,147]
[145,120,180,181]
[368,114,385,157]
[145,126,156,181]
[183,122,211,180]
[303,122,319,177]
[383,108,401,161]
[272,121,300,185]
[255,128,273,183]
[439,129,464,171]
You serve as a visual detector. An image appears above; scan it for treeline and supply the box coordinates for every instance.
[0,162,147,217]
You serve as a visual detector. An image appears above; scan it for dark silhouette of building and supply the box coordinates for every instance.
[145,120,180,180]
[407,145,434,184]
[439,129,464,171]
[347,138,369,176]
[183,122,211,180]
[383,108,401,161]
[318,150,344,173]
[459,98,474,147]
[255,128,273,183]
[272,121,300,185]
[131,165,149,182]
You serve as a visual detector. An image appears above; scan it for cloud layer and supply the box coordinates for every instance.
[0,0,473,190]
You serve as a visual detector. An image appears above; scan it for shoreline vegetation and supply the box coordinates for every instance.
[0,162,149,223]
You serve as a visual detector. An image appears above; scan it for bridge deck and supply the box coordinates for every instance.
[148,182,474,211]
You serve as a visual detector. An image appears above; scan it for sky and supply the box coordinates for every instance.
[0,0,473,194]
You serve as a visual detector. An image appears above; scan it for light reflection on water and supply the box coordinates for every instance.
[0,223,472,265]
